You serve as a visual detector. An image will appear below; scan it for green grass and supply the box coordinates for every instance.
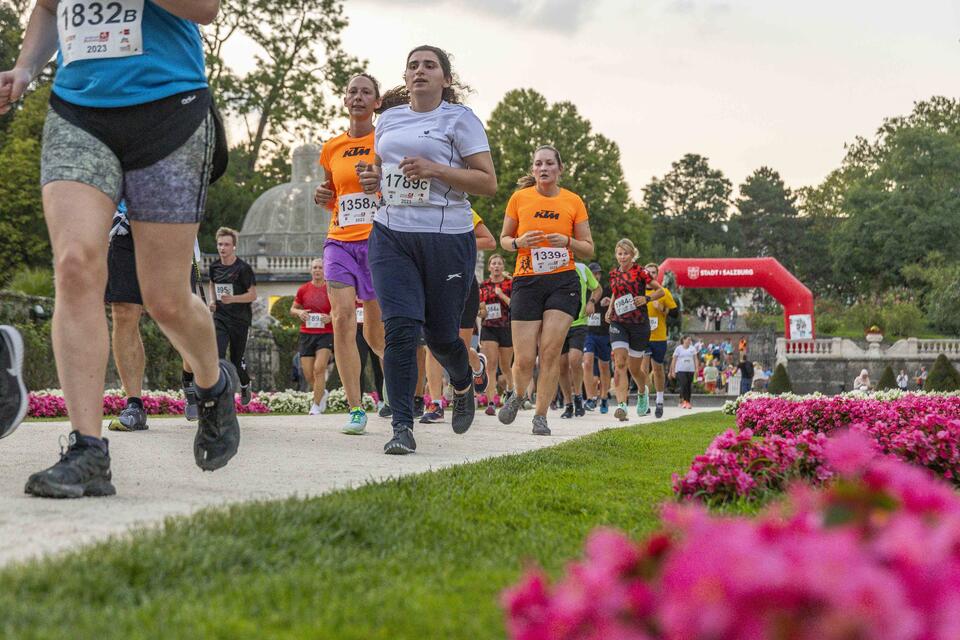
[0,412,734,640]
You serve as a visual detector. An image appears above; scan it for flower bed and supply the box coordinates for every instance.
[505,432,960,640]
[676,392,960,503]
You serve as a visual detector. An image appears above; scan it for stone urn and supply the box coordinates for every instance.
[865,325,883,356]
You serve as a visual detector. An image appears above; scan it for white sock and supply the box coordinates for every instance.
[656,391,664,404]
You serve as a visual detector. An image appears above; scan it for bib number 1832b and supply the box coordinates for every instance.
[58,1,144,67]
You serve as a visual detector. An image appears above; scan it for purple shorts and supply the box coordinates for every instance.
[323,238,377,301]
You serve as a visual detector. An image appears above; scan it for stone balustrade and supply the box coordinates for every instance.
[778,337,960,362]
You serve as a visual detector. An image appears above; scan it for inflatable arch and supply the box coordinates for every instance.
[657,257,815,340]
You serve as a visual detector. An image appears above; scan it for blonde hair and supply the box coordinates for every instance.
[516,145,563,190]
[311,258,324,268]
[487,253,505,269]
[216,227,239,246]
[616,238,638,259]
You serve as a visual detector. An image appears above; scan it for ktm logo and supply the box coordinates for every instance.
[342,147,370,158]
[533,210,560,220]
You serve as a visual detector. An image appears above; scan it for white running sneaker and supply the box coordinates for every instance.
[317,390,330,413]
[308,403,322,416]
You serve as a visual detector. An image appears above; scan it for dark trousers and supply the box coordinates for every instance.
[214,316,251,386]
[368,223,475,430]
[739,377,753,395]
[356,328,384,397]
[677,371,694,402]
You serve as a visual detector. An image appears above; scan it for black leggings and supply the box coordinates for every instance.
[677,371,694,402]
[214,317,251,386]
[356,328,384,398]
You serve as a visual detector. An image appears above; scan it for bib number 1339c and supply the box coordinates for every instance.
[58,1,144,67]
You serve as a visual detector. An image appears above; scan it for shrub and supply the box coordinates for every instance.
[882,301,923,337]
[766,363,792,394]
[925,354,960,392]
[6,267,54,298]
[269,295,297,328]
[876,365,898,390]
[846,300,883,333]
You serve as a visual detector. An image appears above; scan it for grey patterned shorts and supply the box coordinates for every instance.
[40,108,215,223]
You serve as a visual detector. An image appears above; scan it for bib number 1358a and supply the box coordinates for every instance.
[58,1,144,67]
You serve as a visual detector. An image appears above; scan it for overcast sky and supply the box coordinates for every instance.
[223,0,960,200]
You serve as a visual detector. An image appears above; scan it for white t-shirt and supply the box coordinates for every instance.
[374,101,490,234]
[674,345,698,373]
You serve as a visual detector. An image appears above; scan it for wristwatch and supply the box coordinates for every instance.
[512,238,518,250]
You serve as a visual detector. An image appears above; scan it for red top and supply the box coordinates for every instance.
[608,264,652,324]
[480,277,512,328]
[294,282,333,334]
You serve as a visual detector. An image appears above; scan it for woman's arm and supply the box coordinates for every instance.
[0,1,58,115]
[474,222,497,251]
[152,0,220,24]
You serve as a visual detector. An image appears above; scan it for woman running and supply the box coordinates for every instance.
[314,73,385,435]
[479,254,514,416]
[498,145,594,436]
[420,211,496,424]
[358,45,497,455]
[582,262,613,414]
[606,239,665,421]
[290,259,334,415]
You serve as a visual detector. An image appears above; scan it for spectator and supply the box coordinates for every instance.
[703,361,720,393]
[896,369,909,391]
[853,369,871,392]
[729,307,738,330]
[713,307,722,331]
[916,366,928,388]
[737,354,754,395]
[738,337,747,354]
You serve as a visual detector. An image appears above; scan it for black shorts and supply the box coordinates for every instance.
[298,332,334,358]
[562,325,587,355]
[609,322,650,357]
[460,278,480,330]
[480,324,513,348]
[105,237,142,305]
[510,270,581,322]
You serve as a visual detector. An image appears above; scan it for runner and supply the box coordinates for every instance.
[606,239,665,422]
[498,145,594,436]
[315,73,386,435]
[105,203,207,430]
[290,259,334,415]
[354,301,385,407]
[669,335,699,409]
[4,0,239,498]
[640,262,677,419]
[208,227,256,405]
[582,262,612,414]
[557,261,600,419]
[0,325,27,439]
[479,254,514,416]
[421,211,495,424]
[359,45,497,454]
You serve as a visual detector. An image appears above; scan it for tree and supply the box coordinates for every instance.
[767,363,792,395]
[924,354,960,392]
[876,365,897,391]
[730,167,798,262]
[482,89,649,270]
[829,97,960,295]
[642,153,731,250]
[204,0,363,172]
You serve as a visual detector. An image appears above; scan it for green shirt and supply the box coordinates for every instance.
[571,262,600,327]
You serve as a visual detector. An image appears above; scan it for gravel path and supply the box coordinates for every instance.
[0,404,715,565]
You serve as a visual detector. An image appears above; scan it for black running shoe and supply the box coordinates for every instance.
[655,403,664,418]
[184,385,199,422]
[532,415,551,436]
[194,360,241,472]
[240,384,252,406]
[24,431,116,498]
[561,403,574,419]
[384,427,416,455]
[109,403,148,432]
[420,401,444,424]
[379,403,393,418]
[574,395,585,417]
[498,391,523,425]
[450,387,475,434]
[0,325,27,440]
[473,352,488,394]
[413,396,425,418]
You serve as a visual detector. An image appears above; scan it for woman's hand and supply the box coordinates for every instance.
[544,233,569,248]
[356,161,380,195]
[314,180,334,206]
[517,230,546,248]
[399,156,440,181]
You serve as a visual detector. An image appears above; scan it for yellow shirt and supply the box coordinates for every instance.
[646,286,676,342]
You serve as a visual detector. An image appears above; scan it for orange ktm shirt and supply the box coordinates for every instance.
[505,187,588,278]
[320,130,377,243]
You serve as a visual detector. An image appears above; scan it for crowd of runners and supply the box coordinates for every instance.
[0,2,687,498]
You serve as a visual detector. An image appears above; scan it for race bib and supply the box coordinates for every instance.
[214,283,233,301]
[531,247,569,274]
[337,193,378,226]
[649,317,659,331]
[381,164,431,206]
[614,294,636,316]
[355,306,364,324]
[486,303,502,320]
[58,1,144,67]
[587,313,601,327]
[306,313,325,329]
